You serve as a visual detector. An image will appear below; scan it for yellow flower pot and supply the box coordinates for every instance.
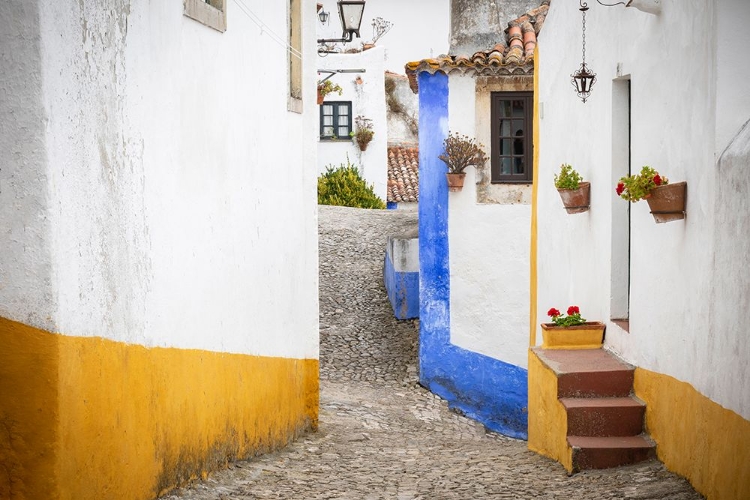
[541,322,605,349]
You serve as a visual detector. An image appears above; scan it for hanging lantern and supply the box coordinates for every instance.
[571,1,597,103]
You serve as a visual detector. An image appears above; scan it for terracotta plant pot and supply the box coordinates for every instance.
[557,181,590,214]
[317,89,325,105]
[445,172,466,192]
[541,322,605,350]
[646,181,686,223]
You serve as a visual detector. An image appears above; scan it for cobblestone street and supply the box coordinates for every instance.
[164,206,702,499]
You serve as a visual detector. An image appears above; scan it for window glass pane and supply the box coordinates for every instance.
[513,157,525,175]
[339,115,349,126]
[323,104,333,114]
[499,119,510,137]
[338,126,348,137]
[513,134,524,156]
[323,126,334,136]
[512,121,524,137]
[338,104,349,115]
[501,139,512,155]
[498,100,512,117]
[501,157,512,175]
[512,99,525,116]
[323,116,333,126]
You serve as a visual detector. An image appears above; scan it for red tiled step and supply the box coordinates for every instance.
[560,397,646,437]
[568,435,656,472]
[533,348,635,398]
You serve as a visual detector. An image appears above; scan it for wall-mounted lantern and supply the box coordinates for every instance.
[317,1,366,44]
[318,9,330,25]
[571,1,597,103]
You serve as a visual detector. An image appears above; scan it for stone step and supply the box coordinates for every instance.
[560,396,646,437]
[568,435,656,472]
[533,348,635,398]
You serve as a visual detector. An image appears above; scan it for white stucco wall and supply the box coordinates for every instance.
[448,75,531,369]
[0,2,54,329]
[537,0,750,418]
[1,0,319,359]
[317,47,388,200]
[316,0,449,73]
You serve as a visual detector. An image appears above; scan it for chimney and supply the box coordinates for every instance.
[449,0,541,56]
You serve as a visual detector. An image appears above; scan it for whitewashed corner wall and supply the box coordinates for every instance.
[537,0,750,420]
[448,74,531,369]
[317,47,388,200]
[3,0,320,359]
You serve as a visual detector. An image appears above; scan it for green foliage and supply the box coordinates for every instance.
[317,158,386,209]
[554,163,583,190]
[317,79,343,98]
[547,306,587,327]
[616,165,669,202]
[438,132,487,173]
[351,115,374,151]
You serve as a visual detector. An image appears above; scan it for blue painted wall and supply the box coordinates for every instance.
[417,71,528,439]
[384,244,420,320]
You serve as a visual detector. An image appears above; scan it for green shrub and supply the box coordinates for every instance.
[317,158,386,209]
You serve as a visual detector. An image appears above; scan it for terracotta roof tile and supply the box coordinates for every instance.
[387,145,419,203]
[405,0,550,93]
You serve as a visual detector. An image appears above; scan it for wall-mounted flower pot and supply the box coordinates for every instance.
[317,89,325,105]
[445,172,466,192]
[557,181,590,214]
[646,181,686,223]
[541,322,605,349]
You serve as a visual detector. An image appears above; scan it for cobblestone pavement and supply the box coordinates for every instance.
[164,206,702,499]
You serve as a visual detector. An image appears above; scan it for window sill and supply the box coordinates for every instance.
[611,319,630,333]
[319,138,353,143]
[184,0,226,32]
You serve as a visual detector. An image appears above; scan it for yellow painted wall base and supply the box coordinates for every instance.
[0,316,319,500]
[527,349,572,472]
[635,368,750,500]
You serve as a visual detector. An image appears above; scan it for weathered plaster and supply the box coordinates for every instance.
[0,1,55,330]
[10,0,321,357]
[474,75,534,205]
[449,0,540,55]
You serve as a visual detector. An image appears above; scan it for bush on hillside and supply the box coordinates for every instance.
[317,158,386,209]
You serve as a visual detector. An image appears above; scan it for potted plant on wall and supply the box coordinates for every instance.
[541,306,605,349]
[438,132,488,192]
[351,115,374,151]
[317,79,343,105]
[616,166,687,223]
[554,163,590,214]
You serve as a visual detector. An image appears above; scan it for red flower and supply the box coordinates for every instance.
[567,305,580,315]
[547,308,561,317]
[653,174,662,186]
[616,182,625,196]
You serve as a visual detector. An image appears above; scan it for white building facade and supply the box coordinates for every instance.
[0,1,320,498]
[534,1,750,498]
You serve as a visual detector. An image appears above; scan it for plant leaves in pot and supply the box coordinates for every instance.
[438,132,487,192]
[554,163,590,214]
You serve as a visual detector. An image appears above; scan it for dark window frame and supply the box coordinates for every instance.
[319,101,353,140]
[490,92,533,183]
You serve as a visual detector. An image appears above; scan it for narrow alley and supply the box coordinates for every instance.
[164,206,701,500]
